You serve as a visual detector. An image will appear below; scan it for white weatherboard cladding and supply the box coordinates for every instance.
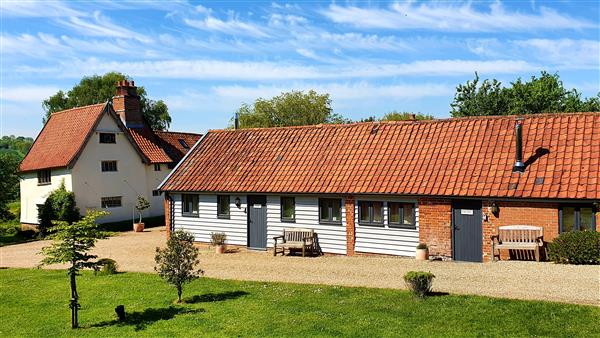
[173,194,248,246]
[354,197,419,257]
[266,195,347,255]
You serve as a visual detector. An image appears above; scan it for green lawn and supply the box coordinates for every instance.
[1,269,598,337]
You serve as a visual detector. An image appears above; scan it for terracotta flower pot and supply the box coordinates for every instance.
[416,248,429,261]
[133,223,145,232]
[215,245,226,254]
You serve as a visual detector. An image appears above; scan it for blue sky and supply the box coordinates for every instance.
[1,1,599,137]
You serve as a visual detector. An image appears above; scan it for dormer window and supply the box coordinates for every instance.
[178,139,190,149]
[37,169,51,185]
[99,133,116,144]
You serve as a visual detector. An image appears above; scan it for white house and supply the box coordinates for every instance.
[19,80,201,225]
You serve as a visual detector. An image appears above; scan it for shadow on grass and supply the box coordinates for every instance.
[428,291,450,297]
[183,290,249,304]
[91,306,204,331]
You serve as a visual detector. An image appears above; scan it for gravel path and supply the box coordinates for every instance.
[1,226,598,306]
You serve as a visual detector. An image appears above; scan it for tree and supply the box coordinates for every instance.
[39,210,109,329]
[135,195,150,224]
[0,153,20,220]
[381,111,434,121]
[38,181,80,237]
[0,135,34,158]
[451,71,600,117]
[155,230,203,303]
[42,72,172,130]
[234,90,350,128]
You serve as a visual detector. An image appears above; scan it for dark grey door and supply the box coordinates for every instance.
[247,195,267,250]
[452,200,483,262]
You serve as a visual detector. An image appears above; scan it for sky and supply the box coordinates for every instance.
[1,0,599,137]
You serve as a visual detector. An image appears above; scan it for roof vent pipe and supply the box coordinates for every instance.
[234,112,239,130]
[512,118,525,173]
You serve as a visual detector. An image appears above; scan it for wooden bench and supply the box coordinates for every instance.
[273,228,315,257]
[491,225,544,262]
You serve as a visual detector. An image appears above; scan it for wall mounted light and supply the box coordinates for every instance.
[235,197,241,209]
[490,202,500,217]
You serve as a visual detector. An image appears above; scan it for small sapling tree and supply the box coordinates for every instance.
[39,210,109,328]
[135,195,150,224]
[155,230,203,303]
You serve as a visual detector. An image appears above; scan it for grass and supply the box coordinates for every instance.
[1,269,598,337]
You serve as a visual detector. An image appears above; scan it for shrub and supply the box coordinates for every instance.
[37,181,80,237]
[548,231,600,265]
[403,271,435,298]
[210,232,227,246]
[416,243,428,250]
[95,258,119,275]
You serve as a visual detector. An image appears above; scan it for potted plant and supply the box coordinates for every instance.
[211,232,227,254]
[134,196,150,232]
[416,243,429,261]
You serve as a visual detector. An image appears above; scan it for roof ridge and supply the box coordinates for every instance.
[50,102,106,116]
[207,111,600,133]
[155,130,203,136]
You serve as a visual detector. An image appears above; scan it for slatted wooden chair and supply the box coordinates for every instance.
[273,228,315,257]
[491,225,544,262]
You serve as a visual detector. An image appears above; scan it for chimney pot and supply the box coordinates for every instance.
[113,79,143,128]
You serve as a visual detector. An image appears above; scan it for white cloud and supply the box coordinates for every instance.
[58,11,152,43]
[0,85,59,103]
[322,2,597,32]
[0,0,84,17]
[513,39,600,69]
[21,58,538,80]
[184,14,269,38]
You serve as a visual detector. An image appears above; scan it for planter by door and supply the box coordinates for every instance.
[133,223,144,232]
[247,195,267,250]
[452,200,483,262]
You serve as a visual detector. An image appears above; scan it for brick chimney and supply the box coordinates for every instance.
[113,80,144,128]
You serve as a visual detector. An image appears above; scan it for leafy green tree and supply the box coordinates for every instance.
[381,111,434,121]
[0,135,34,158]
[451,72,600,117]
[234,90,350,128]
[43,72,171,130]
[0,153,20,220]
[38,181,80,237]
[135,195,150,224]
[39,210,109,329]
[155,230,203,303]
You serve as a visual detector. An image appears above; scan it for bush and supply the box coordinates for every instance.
[95,258,119,275]
[38,181,80,237]
[548,231,600,265]
[416,243,428,250]
[403,271,435,298]
[210,232,227,246]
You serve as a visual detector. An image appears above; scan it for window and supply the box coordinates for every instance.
[182,194,199,216]
[178,139,190,149]
[152,190,161,197]
[389,202,416,228]
[560,206,596,232]
[319,198,342,224]
[154,164,161,171]
[37,170,51,185]
[99,133,116,144]
[217,195,230,219]
[101,160,118,172]
[281,197,295,222]
[358,201,384,225]
[101,196,122,208]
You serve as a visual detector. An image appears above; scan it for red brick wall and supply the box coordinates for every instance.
[482,201,559,261]
[164,196,172,239]
[345,196,355,256]
[417,198,452,258]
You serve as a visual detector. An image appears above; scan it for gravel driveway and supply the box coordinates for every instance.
[1,226,598,306]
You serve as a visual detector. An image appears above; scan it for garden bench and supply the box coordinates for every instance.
[491,225,544,262]
[273,228,315,257]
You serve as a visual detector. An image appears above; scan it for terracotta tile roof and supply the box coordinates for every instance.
[19,103,107,172]
[20,103,202,171]
[161,112,600,200]
[154,131,202,163]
